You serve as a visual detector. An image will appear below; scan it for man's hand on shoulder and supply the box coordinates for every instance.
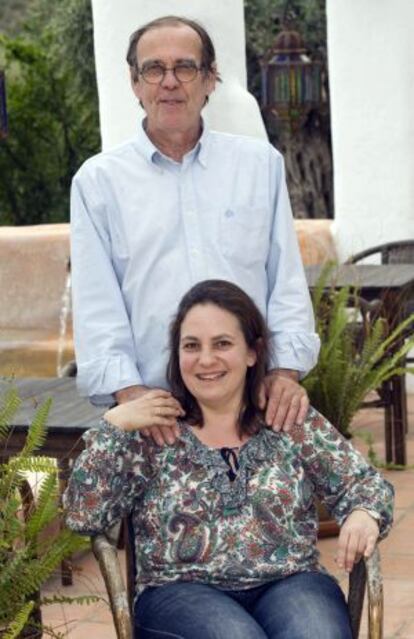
[259,369,309,433]
[114,385,184,445]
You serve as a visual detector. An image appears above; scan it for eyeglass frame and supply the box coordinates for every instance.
[136,61,207,84]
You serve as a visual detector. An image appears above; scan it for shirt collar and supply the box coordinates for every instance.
[134,117,210,169]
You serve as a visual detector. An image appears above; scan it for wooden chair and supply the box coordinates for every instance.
[91,521,384,639]
[348,240,414,463]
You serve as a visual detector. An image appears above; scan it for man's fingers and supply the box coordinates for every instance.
[157,424,179,445]
[147,425,166,446]
[140,427,151,438]
[296,394,310,425]
[146,389,172,399]
[265,387,283,426]
[277,395,301,432]
[258,382,267,410]
[270,391,291,431]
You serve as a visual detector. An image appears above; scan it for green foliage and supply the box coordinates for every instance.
[303,264,414,436]
[0,0,100,226]
[0,386,90,636]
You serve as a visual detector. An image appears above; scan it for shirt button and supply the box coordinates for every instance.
[225,209,234,218]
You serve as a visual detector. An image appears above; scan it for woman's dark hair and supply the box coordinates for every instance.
[167,279,270,437]
[126,15,222,83]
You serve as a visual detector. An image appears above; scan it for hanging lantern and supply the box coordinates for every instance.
[0,71,8,140]
[261,28,322,131]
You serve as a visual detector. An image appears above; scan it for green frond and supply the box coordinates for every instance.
[41,594,105,607]
[7,455,58,474]
[1,601,35,639]
[25,473,59,539]
[0,387,21,441]
[0,493,25,544]
[20,398,52,457]
[0,387,95,634]
[304,270,414,435]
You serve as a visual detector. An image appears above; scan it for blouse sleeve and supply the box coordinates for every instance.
[294,408,394,538]
[63,419,157,534]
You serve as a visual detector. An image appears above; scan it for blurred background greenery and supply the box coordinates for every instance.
[0,0,331,225]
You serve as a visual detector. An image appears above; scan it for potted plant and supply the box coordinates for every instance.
[0,386,95,638]
[302,265,414,536]
[302,265,414,438]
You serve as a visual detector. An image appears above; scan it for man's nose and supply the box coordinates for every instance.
[160,68,180,88]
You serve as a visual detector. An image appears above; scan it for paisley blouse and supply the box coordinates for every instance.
[64,407,394,596]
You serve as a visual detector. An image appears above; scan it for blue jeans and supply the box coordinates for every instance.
[134,572,353,639]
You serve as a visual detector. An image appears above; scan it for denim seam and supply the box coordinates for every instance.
[135,625,185,639]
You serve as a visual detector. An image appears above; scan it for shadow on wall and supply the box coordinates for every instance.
[0,221,336,378]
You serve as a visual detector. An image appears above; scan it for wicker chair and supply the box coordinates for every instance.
[348,240,414,463]
[91,521,384,639]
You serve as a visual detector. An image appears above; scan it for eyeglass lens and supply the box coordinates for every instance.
[141,63,200,83]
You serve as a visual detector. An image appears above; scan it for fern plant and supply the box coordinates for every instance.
[0,386,92,638]
[303,264,414,437]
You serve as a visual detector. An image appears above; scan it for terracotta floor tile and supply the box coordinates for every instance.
[65,621,116,639]
[399,618,414,638]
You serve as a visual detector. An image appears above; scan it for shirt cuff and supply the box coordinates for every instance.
[76,354,143,404]
[268,332,321,379]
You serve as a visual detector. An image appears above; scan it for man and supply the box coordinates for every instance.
[70,16,320,444]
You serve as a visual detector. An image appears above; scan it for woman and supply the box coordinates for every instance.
[65,279,394,639]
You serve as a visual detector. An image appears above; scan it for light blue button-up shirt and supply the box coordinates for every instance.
[70,123,320,405]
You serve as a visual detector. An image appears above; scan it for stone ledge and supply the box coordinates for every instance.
[0,220,336,377]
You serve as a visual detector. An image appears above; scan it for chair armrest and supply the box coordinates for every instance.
[91,532,133,639]
[348,546,383,639]
[366,547,383,639]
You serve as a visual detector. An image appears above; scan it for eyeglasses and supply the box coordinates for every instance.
[138,62,204,84]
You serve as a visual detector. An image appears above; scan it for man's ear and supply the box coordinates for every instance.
[129,67,141,100]
[205,63,217,98]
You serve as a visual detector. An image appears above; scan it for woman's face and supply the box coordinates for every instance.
[178,303,257,410]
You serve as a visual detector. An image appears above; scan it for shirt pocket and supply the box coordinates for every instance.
[220,206,270,266]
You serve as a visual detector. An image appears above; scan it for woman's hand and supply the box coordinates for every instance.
[336,509,380,572]
[104,389,184,434]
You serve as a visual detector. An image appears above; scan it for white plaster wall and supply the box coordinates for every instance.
[327,0,414,261]
[327,0,414,391]
[91,0,266,150]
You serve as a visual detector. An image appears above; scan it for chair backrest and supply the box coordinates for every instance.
[349,240,414,264]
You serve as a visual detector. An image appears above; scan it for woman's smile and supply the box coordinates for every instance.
[179,303,256,410]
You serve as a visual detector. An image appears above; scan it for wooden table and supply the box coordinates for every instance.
[1,377,104,584]
[305,263,414,307]
[305,263,414,465]
[1,377,103,458]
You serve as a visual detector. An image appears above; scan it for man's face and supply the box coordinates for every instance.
[131,25,216,136]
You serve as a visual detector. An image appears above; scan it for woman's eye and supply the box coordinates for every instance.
[183,342,198,351]
[216,340,232,349]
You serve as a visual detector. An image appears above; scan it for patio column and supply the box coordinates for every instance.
[91,0,266,150]
[326,0,414,260]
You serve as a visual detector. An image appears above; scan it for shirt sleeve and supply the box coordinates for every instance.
[294,408,394,538]
[71,169,143,405]
[63,419,156,533]
[265,148,320,377]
